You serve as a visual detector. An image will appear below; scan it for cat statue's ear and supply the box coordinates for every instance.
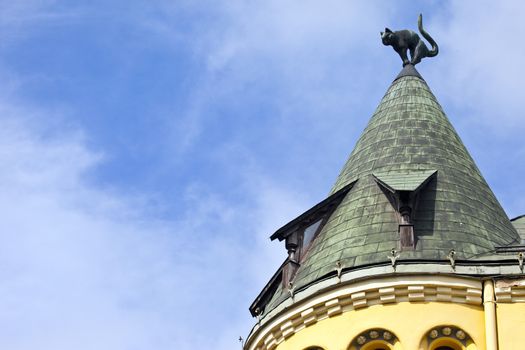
[385,28,392,33]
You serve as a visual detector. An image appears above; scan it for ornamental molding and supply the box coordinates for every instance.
[422,325,474,349]
[246,275,482,350]
[494,278,525,303]
[349,328,398,350]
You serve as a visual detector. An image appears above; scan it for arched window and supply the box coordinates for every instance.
[420,326,476,350]
[348,328,399,350]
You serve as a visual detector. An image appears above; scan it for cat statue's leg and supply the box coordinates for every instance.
[411,42,428,65]
[396,48,411,66]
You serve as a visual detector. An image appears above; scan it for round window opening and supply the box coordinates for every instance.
[349,329,398,350]
[423,325,475,350]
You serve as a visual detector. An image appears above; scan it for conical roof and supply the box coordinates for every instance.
[255,65,520,317]
[291,66,519,288]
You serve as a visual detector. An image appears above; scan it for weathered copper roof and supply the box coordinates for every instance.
[254,65,520,316]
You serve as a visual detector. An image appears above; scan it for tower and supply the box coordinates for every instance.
[244,16,525,350]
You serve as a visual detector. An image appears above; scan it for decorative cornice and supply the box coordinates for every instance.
[246,275,482,350]
[255,261,522,327]
[494,278,525,303]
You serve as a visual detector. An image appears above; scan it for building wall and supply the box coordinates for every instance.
[495,278,525,350]
[273,302,484,350]
[496,303,525,350]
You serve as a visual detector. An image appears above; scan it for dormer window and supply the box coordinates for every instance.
[302,219,322,253]
[269,181,356,287]
[373,170,437,250]
[249,182,356,316]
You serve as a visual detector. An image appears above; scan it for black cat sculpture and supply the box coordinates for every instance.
[381,14,438,66]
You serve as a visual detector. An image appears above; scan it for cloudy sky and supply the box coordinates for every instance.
[1,1,524,349]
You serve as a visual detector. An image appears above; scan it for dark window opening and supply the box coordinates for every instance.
[303,219,322,248]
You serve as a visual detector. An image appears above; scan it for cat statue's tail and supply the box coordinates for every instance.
[418,14,439,57]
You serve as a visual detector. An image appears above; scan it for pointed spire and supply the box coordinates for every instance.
[394,64,423,81]
[291,68,519,289]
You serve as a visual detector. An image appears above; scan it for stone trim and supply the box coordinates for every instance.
[246,276,482,350]
[494,278,525,303]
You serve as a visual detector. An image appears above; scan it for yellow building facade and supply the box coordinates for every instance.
[244,57,525,349]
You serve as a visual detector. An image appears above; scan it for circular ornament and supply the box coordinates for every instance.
[369,331,379,339]
[443,327,452,336]
[456,330,466,340]
[383,331,392,340]
[357,335,367,345]
[430,330,439,339]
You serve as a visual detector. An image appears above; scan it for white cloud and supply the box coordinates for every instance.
[0,94,310,349]
[140,0,396,161]
[0,103,167,349]
[427,1,525,130]
[0,0,79,48]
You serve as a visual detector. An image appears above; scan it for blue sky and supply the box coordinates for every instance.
[1,1,524,349]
